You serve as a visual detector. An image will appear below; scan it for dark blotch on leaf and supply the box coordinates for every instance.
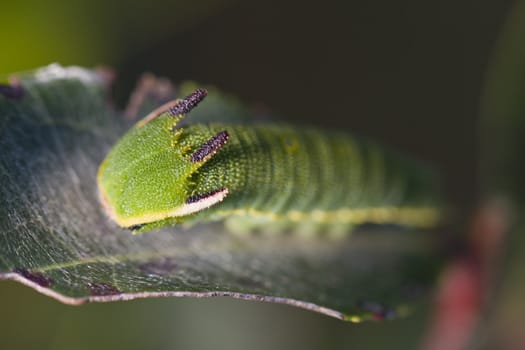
[14,268,53,287]
[357,300,396,320]
[88,282,121,296]
[0,83,24,100]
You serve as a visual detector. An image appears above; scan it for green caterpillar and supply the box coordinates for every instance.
[97,89,441,234]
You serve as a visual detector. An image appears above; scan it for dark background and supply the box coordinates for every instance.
[0,0,514,349]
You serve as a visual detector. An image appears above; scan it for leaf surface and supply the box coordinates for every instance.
[0,64,441,321]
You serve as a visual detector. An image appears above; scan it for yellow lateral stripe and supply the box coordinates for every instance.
[212,207,440,228]
[111,199,439,228]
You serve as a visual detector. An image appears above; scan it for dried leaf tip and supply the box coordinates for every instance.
[168,89,208,116]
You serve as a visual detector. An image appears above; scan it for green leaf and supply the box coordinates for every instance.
[0,64,441,321]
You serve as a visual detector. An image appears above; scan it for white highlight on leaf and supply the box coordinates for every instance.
[34,64,102,84]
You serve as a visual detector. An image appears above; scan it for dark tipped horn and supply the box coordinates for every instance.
[190,130,229,163]
[168,89,208,116]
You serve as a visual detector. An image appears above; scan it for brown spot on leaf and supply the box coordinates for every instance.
[87,282,121,296]
[14,268,53,287]
[0,83,24,100]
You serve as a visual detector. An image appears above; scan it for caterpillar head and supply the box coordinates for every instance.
[97,89,230,233]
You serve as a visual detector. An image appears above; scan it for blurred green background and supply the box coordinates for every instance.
[0,0,518,349]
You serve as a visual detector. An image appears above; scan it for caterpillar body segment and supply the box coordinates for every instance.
[97,90,441,234]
